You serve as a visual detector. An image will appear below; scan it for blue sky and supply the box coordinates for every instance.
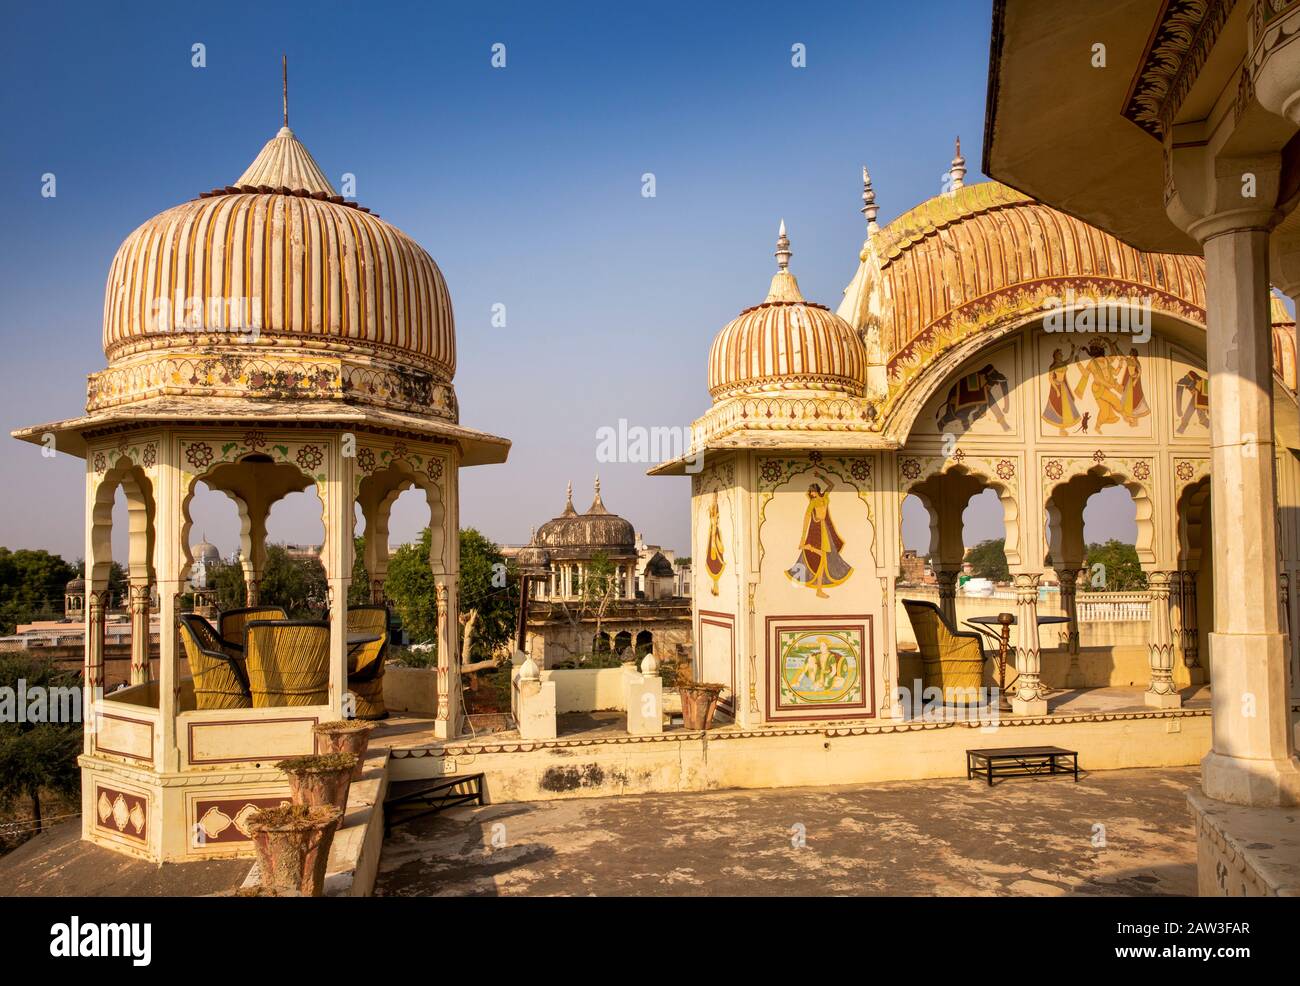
[0,0,1135,561]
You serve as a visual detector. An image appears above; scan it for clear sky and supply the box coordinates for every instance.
[0,0,1136,563]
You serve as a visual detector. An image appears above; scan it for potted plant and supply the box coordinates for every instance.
[313,720,375,780]
[677,682,726,731]
[246,803,343,897]
[276,752,358,813]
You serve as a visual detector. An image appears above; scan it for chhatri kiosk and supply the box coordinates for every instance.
[13,111,508,862]
[653,145,1300,743]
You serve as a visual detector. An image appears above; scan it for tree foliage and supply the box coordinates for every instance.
[0,548,78,634]
[210,545,327,618]
[384,528,517,661]
[964,538,1009,582]
[0,653,81,834]
[1084,540,1148,591]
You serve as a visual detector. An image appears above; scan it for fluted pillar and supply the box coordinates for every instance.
[1145,571,1180,708]
[127,581,151,686]
[1061,567,1085,687]
[85,589,109,694]
[1010,573,1046,716]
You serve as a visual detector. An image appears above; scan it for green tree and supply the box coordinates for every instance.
[0,653,81,834]
[965,538,1010,582]
[384,528,517,663]
[0,548,78,634]
[349,535,371,607]
[208,545,327,618]
[1084,540,1148,591]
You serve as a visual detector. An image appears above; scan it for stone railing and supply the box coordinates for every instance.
[1076,591,1150,623]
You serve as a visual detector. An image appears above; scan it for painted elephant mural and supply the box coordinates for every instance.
[935,364,1011,432]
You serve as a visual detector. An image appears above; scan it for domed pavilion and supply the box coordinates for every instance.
[525,478,639,602]
[13,103,508,862]
[653,141,1300,732]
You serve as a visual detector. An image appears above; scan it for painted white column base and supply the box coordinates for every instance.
[516,680,557,741]
[1010,696,1048,717]
[1144,688,1182,709]
[626,676,664,735]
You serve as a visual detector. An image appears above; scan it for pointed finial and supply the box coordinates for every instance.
[949,136,966,192]
[594,474,601,496]
[282,55,289,129]
[861,166,879,235]
[565,480,573,505]
[775,219,792,272]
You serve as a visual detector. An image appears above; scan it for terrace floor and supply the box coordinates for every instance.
[374,765,1202,897]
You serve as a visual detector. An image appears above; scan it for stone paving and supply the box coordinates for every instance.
[375,766,1200,896]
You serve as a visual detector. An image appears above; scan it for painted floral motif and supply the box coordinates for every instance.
[426,457,443,482]
[295,445,324,472]
[849,458,871,481]
[1092,449,1107,464]
[356,447,376,474]
[142,444,157,468]
[185,442,214,470]
[242,430,267,450]
[392,442,409,460]
[93,452,106,473]
[900,458,922,481]
[951,448,966,463]
[1176,460,1195,483]
[1132,460,1151,481]
[760,459,784,484]
[808,451,823,464]
[996,459,1015,481]
[1045,459,1063,481]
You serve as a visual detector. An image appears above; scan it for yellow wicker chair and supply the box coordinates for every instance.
[179,615,251,709]
[219,605,288,654]
[244,620,331,707]
[902,599,987,706]
[346,605,389,720]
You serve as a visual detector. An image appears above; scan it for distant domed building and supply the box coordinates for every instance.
[513,478,691,667]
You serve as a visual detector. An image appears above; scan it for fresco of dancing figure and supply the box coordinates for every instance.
[705,492,725,595]
[786,471,853,597]
[1042,344,1084,436]
[1046,336,1150,436]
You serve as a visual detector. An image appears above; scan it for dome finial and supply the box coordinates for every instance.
[566,480,573,506]
[775,219,792,272]
[861,166,879,236]
[949,136,966,192]
[594,474,601,497]
[282,54,289,130]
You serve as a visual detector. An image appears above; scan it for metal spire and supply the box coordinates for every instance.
[775,219,792,272]
[282,55,289,129]
[861,166,879,236]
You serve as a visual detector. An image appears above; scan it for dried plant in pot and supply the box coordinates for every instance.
[677,682,726,731]
[245,803,343,897]
[277,752,359,813]
[313,720,375,781]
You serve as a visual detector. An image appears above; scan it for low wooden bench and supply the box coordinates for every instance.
[965,746,1079,787]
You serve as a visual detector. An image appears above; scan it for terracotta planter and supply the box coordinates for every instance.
[246,804,343,897]
[277,753,359,813]
[313,721,375,781]
[678,683,726,731]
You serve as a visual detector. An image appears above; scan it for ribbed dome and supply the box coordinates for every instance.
[97,126,456,398]
[708,223,866,402]
[534,479,636,556]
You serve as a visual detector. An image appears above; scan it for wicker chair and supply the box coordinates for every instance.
[219,605,289,653]
[346,605,390,720]
[902,599,987,705]
[179,615,251,709]
[244,620,331,707]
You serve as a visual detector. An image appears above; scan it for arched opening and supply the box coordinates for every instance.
[614,630,632,656]
[635,630,653,658]
[1176,477,1212,687]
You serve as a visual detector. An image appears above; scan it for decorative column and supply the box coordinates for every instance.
[85,589,109,695]
[1010,573,1046,716]
[1179,570,1205,684]
[1197,219,1300,804]
[433,452,462,740]
[127,581,151,685]
[935,568,960,627]
[1145,571,1180,708]
[1060,567,1086,687]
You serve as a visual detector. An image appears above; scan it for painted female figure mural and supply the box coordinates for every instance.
[786,471,852,598]
[1118,344,1151,423]
[705,492,725,595]
[1073,338,1141,433]
[1041,343,1083,436]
